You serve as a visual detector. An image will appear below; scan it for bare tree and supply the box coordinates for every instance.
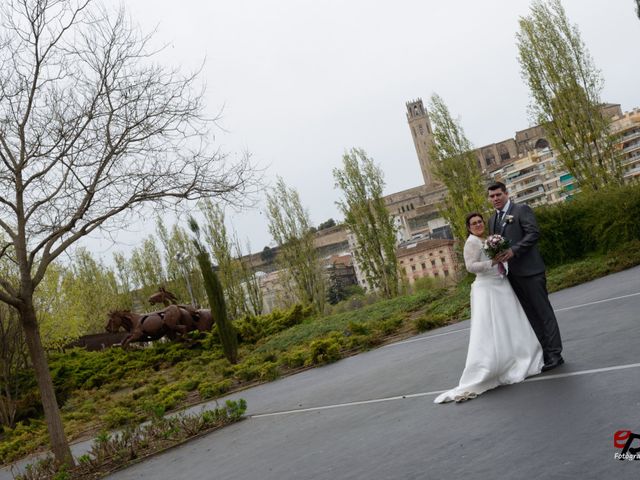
[0,0,257,464]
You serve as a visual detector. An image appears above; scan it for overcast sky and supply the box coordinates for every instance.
[85,0,640,261]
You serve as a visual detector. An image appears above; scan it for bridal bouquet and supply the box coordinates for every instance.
[483,234,510,276]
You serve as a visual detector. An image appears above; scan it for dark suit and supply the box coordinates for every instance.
[490,201,563,362]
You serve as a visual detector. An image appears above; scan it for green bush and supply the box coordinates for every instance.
[258,362,280,381]
[537,184,640,266]
[374,313,404,335]
[415,313,448,332]
[307,337,342,365]
[198,379,233,399]
[102,407,138,429]
[0,420,47,464]
[279,347,308,369]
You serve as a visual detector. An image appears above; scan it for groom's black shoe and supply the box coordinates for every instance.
[541,356,564,372]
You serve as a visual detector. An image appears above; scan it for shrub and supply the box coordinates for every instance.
[102,407,138,429]
[258,362,280,381]
[536,184,640,266]
[198,379,233,399]
[279,348,308,369]
[374,313,404,335]
[415,313,448,332]
[307,337,342,365]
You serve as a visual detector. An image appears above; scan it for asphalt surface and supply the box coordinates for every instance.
[3,266,640,479]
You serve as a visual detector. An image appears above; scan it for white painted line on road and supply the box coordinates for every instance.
[382,328,470,348]
[250,389,448,418]
[524,362,640,383]
[249,362,640,419]
[383,292,640,349]
[553,292,640,312]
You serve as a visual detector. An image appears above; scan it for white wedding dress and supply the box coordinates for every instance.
[434,235,544,403]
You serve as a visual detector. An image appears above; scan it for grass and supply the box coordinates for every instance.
[2,240,640,467]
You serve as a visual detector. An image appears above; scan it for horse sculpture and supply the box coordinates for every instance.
[106,305,214,348]
[148,286,179,307]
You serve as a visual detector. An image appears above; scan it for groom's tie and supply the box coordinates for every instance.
[497,210,504,226]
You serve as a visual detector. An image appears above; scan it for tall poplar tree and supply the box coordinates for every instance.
[517,0,623,190]
[427,94,490,243]
[333,148,399,298]
[266,177,326,313]
[200,199,263,318]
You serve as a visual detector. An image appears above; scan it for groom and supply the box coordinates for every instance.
[488,182,564,372]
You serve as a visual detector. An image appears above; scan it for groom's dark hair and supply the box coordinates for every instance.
[487,181,507,193]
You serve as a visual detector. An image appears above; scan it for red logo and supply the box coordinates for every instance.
[614,430,632,449]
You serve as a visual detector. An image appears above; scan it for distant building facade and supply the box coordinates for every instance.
[396,238,458,285]
[611,108,640,182]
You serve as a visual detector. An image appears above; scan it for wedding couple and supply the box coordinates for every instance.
[435,182,564,404]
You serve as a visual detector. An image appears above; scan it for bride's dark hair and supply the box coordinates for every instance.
[465,212,484,234]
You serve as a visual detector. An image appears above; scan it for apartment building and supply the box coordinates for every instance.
[396,238,458,285]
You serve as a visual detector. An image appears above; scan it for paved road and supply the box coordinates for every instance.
[4,266,640,479]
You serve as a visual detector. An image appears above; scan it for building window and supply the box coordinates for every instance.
[440,257,446,264]
[444,270,449,277]
[421,263,426,269]
[431,260,436,266]
[419,124,424,135]
[483,149,495,166]
[411,265,416,271]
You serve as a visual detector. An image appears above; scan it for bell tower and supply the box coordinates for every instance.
[406,98,435,186]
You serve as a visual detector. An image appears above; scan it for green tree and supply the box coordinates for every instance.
[67,250,120,333]
[427,94,490,243]
[156,219,204,306]
[517,0,623,191]
[188,218,238,364]
[200,200,248,319]
[35,263,84,349]
[318,218,336,230]
[266,177,326,312]
[130,237,167,305]
[36,249,121,348]
[0,1,255,462]
[333,148,399,298]
[232,236,264,316]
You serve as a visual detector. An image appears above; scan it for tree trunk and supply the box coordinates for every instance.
[20,301,74,466]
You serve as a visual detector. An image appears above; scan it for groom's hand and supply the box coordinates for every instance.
[495,248,514,262]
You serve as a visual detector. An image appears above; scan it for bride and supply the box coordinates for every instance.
[434,212,543,403]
